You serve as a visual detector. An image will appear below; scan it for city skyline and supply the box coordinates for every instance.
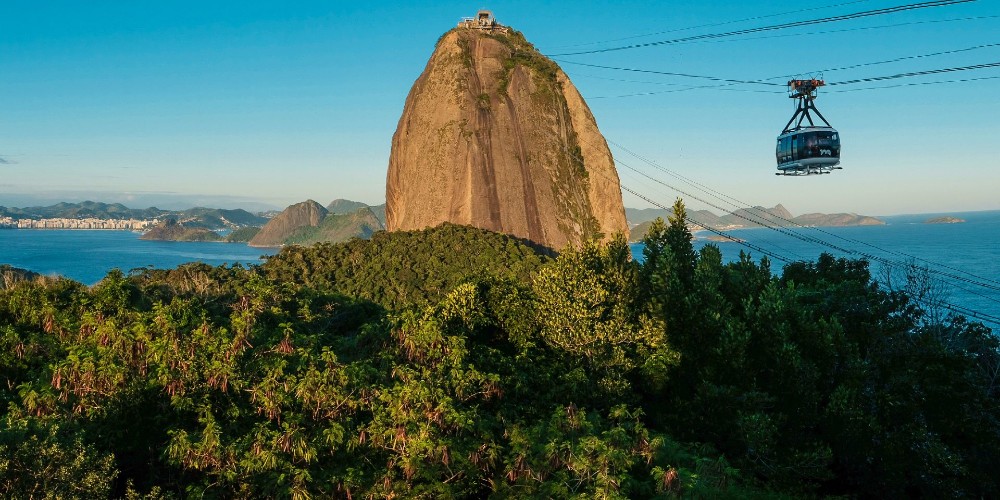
[2,0,998,215]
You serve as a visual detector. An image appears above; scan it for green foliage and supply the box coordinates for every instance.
[489,29,561,97]
[225,226,261,243]
[0,414,118,498]
[262,222,550,310]
[534,235,674,398]
[1,213,998,498]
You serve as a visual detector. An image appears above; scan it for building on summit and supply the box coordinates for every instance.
[457,10,508,34]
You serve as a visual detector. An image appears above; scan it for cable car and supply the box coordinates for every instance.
[776,79,841,176]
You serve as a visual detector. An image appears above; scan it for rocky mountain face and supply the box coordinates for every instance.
[249,200,328,247]
[385,26,627,250]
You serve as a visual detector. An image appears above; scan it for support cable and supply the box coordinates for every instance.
[548,0,976,57]
[547,0,871,50]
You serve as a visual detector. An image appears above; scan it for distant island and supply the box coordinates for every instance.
[628,204,885,242]
[140,219,223,242]
[925,216,965,224]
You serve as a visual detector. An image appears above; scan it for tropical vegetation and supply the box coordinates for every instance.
[1,200,997,498]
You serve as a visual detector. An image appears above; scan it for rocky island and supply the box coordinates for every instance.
[925,216,965,224]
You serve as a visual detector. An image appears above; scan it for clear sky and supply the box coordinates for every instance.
[1,1,997,215]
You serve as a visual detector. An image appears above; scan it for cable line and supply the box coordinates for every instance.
[672,15,1000,48]
[553,60,783,86]
[547,0,871,49]
[828,61,1000,86]
[588,85,784,100]
[548,0,976,57]
[829,74,1000,92]
[776,41,1000,78]
[563,54,1000,98]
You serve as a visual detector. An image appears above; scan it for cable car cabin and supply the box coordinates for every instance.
[775,79,842,176]
[776,126,841,174]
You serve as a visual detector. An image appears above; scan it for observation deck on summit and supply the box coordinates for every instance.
[458,10,508,34]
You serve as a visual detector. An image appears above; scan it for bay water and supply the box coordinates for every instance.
[0,230,277,285]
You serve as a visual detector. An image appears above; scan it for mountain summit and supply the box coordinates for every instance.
[385,16,627,250]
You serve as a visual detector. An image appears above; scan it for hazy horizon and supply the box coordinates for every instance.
[6,190,1000,220]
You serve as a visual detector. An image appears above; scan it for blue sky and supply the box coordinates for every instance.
[1,1,997,215]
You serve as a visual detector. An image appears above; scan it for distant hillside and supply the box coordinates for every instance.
[174,207,268,230]
[140,219,222,242]
[286,207,384,246]
[249,200,329,247]
[326,199,370,214]
[0,201,161,220]
[327,199,387,226]
[0,201,266,229]
[628,204,885,241]
[225,226,262,243]
[250,200,388,248]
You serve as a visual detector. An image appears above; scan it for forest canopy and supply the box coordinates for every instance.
[1,201,997,498]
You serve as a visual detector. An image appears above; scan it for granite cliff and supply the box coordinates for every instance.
[385,24,627,250]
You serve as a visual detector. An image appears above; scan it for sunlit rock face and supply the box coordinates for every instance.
[385,27,627,250]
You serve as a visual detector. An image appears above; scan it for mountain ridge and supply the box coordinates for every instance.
[628,204,886,242]
[0,201,267,230]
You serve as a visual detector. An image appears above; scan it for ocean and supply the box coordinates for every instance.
[2,212,998,329]
[0,230,277,285]
[631,210,1000,329]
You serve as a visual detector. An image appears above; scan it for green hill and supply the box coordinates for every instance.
[140,219,222,242]
[224,226,261,242]
[285,207,383,246]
